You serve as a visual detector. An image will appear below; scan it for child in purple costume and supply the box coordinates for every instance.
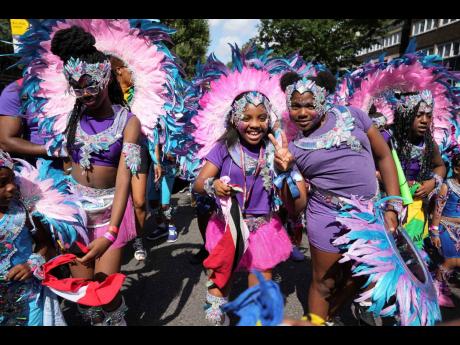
[277,71,400,324]
[194,92,306,325]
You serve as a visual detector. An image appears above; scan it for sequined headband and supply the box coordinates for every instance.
[396,89,434,115]
[285,78,329,115]
[63,57,111,87]
[0,150,14,170]
[231,91,273,128]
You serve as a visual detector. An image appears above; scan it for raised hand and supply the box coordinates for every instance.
[268,131,294,172]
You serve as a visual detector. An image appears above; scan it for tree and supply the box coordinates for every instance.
[256,19,396,74]
[162,19,210,79]
[0,19,22,89]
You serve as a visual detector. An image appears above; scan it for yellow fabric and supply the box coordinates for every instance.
[302,313,326,326]
[403,199,428,249]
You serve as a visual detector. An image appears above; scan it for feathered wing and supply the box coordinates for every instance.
[333,196,441,326]
[14,158,88,246]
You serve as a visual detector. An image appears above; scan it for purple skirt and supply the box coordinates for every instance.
[305,193,344,253]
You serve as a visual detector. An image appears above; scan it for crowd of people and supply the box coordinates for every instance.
[0,19,459,327]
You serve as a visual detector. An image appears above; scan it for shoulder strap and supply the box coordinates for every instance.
[111,105,129,138]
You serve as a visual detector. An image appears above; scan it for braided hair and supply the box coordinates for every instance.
[50,25,126,151]
[392,96,435,181]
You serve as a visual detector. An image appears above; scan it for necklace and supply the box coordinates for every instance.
[293,106,362,152]
[239,143,265,213]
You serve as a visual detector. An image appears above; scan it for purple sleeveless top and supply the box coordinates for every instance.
[69,105,134,168]
[206,140,271,215]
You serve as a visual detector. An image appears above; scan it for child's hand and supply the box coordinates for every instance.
[76,237,112,266]
[213,179,231,197]
[268,131,294,172]
[431,235,441,249]
[414,179,435,199]
[154,164,162,182]
[6,263,32,281]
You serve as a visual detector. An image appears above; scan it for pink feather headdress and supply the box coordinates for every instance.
[335,54,460,146]
[20,19,175,156]
[191,46,288,160]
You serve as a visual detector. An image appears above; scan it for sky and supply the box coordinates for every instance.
[207,19,260,63]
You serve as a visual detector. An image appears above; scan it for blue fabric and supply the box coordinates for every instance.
[221,270,284,326]
[442,189,460,218]
[148,164,176,205]
[0,217,33,273]
[0,213,44,326]
[439,223,460,258]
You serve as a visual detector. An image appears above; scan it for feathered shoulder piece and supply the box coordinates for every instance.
[14,158,87,248]
[15,19,183,160]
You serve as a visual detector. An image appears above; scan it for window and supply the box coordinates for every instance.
[412,19,438,36]
[439,19,460,26]
[438,41,460,58]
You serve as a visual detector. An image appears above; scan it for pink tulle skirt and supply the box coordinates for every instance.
[205,214,292,271]
[87,195,137,249]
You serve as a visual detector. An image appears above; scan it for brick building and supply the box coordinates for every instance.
[356,19,460,72]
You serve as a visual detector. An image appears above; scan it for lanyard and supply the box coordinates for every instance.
[239,143,264,213]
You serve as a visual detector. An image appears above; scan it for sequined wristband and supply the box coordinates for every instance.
[122,143,141,175]
[385,199,403,214]
[27,253,46,280]
[203,177,216,198]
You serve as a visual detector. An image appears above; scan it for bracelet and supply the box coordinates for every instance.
[385,199,403,214]
[433,174,443,189]
[429,225,440,237]
[103,232,116,243]
[108,225,119,234]
[203,177,216,198]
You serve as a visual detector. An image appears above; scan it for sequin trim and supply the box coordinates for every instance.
[74,105,129,172]
[122,143,141,175]
[293,106,362,152]
[0,200,27,275]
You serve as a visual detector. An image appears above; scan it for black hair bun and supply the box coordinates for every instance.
[51,25,97,62]
[280,71,301,92]
[309,70,336,94]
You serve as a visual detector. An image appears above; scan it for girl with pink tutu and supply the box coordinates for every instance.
[191,45,307,325]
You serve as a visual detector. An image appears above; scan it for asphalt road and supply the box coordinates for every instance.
[62,189,460,326]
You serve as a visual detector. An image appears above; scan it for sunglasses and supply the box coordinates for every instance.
[69,80,108,98]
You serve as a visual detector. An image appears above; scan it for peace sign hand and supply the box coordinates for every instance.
[268,131,294,172]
